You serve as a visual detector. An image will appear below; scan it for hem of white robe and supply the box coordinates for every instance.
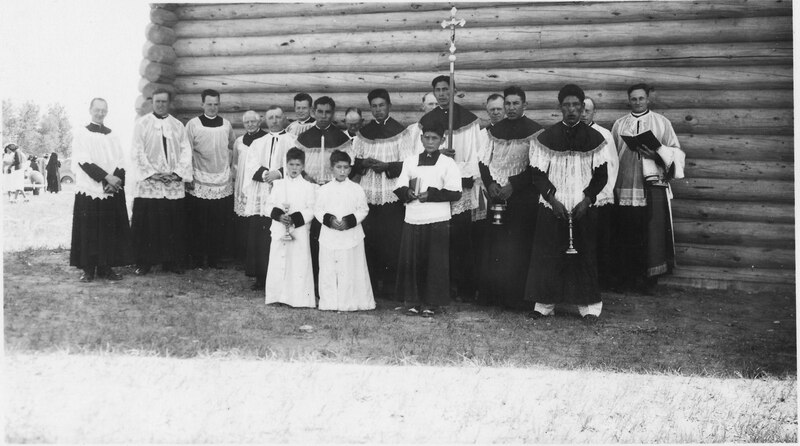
[534,301,602,317]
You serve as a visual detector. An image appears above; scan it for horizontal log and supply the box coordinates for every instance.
[142,42,176,64]
[675,243,794,269]
[171,67,793,94]
[172,17,791,57]
[660,266,795,292]
[684,159,793,181]
[173,1,789,22]
[673,218,794,248]
[671,199,794,224]
[171,90,794,115]
[677,135,793,162]
[139,60,176,83]
[171,107,793,135]
[138,80,176,99]
[150,6,178,27]
[172,42,792,77]
[145,23,176,46]
[671,178,793,203]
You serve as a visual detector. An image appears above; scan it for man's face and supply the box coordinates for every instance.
[202,95,220,118]
[90,100,108,125]
[345,113,363,134]
[332,161,351,182]
[243,113,261,134]
[314,103,334,128]
[152,93,170,116]
[560,95,584,126]
[265,109,284,132]
[286,158,303,178]
[370,97,391,122]
[486,98,505,125]
[504,94,526,121]
[628,89,649,114]
[295,100,311,121]
[433,81,450,108]
[422,93,438,113]
[581,99,596,125]
[421,131,443,153]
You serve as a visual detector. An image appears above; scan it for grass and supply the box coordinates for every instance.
[4,186,797,442]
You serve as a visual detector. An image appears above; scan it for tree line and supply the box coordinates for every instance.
[2,100,72,159]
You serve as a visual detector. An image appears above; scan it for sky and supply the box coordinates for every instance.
[1,0,151,149]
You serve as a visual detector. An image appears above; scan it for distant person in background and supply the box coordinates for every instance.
[46,152,61,193]
[70,98,133,282]
[27,157,44,195]
[4,144,28,202]
[344,107,363,139]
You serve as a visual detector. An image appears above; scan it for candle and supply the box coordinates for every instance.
[320,135,325,183]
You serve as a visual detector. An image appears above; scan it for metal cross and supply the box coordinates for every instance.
[440,6,466,154]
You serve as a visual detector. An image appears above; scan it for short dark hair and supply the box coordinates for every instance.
[294,93,313,107]
[201,89,220,103]
[265,105,282,113]
[421,122,445,137]
[431,75,455,90]
[345,107,362,118]
[486,93,504,104]
[367,88,391,105]
[286,147,305,163]
[627,83,651,97]
[329,150,351,165]
[151,88,172,101]
[313,96,336,110]
[503,86,526,102]
[558,84,585,104]
[89,97,107,108]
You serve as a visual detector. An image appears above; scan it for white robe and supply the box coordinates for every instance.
[243,131,296,217]
[185,116,235,199]
[72,126,125,200]
[314,179,375,311]
[264,175,317,308]
[590,122,619,207]
[131,114,193,199]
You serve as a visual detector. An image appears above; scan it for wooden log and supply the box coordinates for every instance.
[139,79,176,99]
[139,60,176,83]
[142,42,177,64]
[673,218,794,249]
[171,107,793,136]
[145,23,177,46]
[670,178,793,203]
[171,67,793,94]
[172,17,791,57]
[172,42,792,76]
[173,1,789,22]
[150,6,178,27]
[671,199,794,224]
[677,135,793,162]
[675,243,794,269]
[171,90,794,115]
[660,266,795,292]
[684,159,793,181]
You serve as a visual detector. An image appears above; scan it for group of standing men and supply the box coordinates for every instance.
[69,76,684,320]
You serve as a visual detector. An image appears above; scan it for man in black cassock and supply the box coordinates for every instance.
[478,86,543,310]
[525,84,609,320]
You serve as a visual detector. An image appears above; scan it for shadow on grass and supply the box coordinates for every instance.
[4,249,796,379]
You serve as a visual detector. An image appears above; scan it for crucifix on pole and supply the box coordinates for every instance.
[441,6,466,154]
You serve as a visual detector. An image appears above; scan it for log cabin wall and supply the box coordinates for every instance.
[138,1,794,292]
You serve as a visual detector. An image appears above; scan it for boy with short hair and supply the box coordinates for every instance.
[393,123,462,317]
[264,148,317,307]
[314,150,375,311]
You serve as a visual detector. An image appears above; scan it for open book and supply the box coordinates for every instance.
[621,130,662,152]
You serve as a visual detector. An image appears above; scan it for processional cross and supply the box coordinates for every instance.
[441,7,466,154]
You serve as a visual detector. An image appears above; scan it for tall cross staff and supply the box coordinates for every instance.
[441,6,466,154]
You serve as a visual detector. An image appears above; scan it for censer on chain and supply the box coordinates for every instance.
[490,200,507,225]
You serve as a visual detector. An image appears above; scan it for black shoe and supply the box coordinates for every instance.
[79,270,95,282]
[525,310,552,320]
[97,267,123,281]
[134,265,151,276]
[583,314,600,324]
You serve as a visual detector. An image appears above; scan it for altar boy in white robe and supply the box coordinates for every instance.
[314,150,375,311]
[264,148,317,308]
